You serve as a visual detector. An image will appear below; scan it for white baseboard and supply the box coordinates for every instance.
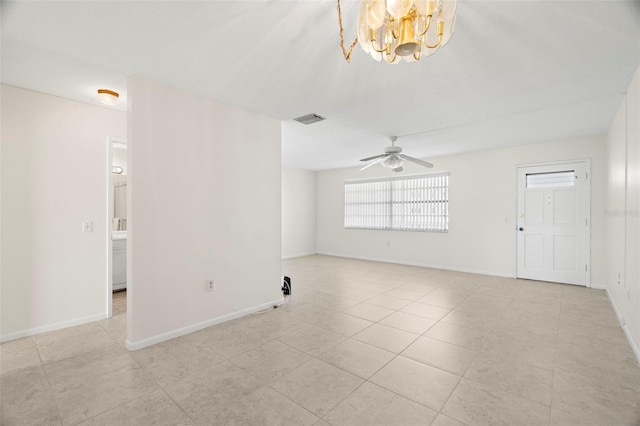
[0,313,108,343]
[316,251,515,279]
[281,251,317,260]
[125,297,284,351]
[606,288,640,364]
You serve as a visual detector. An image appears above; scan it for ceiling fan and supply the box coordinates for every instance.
[360,136,434,173]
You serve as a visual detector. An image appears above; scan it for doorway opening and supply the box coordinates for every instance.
[107,137,128,317]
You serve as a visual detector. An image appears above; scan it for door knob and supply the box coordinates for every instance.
[519,227,524,231]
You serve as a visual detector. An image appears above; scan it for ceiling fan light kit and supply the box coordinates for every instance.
[381,153,403,169]
[338,0,457,64]
[360,136,433,172]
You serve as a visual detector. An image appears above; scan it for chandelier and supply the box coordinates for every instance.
[338,0,457,64]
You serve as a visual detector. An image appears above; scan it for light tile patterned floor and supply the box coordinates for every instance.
[112,290,127,316]
[2,255,639,425]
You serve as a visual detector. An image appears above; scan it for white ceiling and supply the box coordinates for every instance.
[2,1,639,170]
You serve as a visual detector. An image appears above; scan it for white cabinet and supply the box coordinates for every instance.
[112,238,127,291]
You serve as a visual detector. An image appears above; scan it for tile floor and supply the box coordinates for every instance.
[112,290,127,316]
[2,255,639,425]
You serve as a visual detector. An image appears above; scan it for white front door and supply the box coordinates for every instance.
[516,161,590,286]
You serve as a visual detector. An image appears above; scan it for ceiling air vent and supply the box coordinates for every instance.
[293,113,326,125]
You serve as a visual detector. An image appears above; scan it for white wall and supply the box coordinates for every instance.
[606,63,640,359]
[113,146,128,174]
[317,136,607,284]
[282,167,317,259]
[127,77,282,348]
[627,66,640,358]
[1,84,126,340]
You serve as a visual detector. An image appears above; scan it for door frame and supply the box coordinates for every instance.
[106,136,128,318]
[514,159,591,287]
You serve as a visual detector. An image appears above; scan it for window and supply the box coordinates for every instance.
[344,173,449,232]
[526,171,576,188]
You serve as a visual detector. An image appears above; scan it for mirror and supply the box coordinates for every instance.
[112,142,127,231]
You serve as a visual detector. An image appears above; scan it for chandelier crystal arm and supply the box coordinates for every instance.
[370,39,388,54]
[390,17,400,39]
[337,0,358,62]
[425,18,445,48]
[385,53,398,63]
[425,34,442,49]
[417,15,433,37]
[424,32,443,49]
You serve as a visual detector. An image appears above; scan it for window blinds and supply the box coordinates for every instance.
[344,173,449,232]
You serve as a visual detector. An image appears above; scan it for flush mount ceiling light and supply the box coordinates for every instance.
[337,0,457,64]
[97,89,120,106]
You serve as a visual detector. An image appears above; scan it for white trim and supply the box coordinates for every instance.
[316,251,514,278]
[345,171,449,185]
[585,158,592,287]
[514,158,594,168]
[107,137,114,318]
[606,288,640,363]
[124,297,284,351]
[282,252,317,260]
[0,313,107,343]
[512,165,519,278]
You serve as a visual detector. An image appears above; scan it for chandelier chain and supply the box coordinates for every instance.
[337,0,358,63]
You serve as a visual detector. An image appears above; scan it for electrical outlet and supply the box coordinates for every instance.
[206,280,214,292]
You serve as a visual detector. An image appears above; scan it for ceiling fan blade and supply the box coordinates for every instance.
[360,153,387,162]
[399,154,433,168]
[359,156,386,171]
